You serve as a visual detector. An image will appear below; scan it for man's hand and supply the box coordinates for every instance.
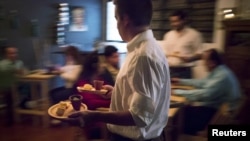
[101,85,113,99]
[179,54,202,62]
[68,110,95,127]
[179,56,192,62]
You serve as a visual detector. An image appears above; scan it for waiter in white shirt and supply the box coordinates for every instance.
[162,10,203,78]
[68,0,171,140]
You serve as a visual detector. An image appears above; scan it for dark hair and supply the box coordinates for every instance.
[104,45,118,57]
[78,51,99,82]
[206,48,224,65]
[64,46,81,64]
[83,51,99,70]
[170,10,187,20]
[114,0,152,26]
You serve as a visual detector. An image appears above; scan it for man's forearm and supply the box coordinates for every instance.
[90,110,136,126]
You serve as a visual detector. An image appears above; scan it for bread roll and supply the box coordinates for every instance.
[56,102,68,116]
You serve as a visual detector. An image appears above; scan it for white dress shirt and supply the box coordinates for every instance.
[162,27,203,66]
[107,30,171,140]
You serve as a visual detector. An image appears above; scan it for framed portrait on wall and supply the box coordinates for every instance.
[69,6,88,32]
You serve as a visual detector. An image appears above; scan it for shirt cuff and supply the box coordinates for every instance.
[129,92,155,127]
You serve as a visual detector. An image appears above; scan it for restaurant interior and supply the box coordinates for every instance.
[0,0,250,141]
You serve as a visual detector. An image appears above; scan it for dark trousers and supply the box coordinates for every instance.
[183,106,217,135]
[1,89,14,126]
[110,132,163,141]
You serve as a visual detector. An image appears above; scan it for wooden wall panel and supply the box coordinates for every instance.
[151,0,215,42]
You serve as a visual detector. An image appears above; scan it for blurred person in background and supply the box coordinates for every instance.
[0,46,25,76]
[172,48,242,135]
[163,10,203,78]
[0,46,25,126]
[100,45,120,86]
[68,0,171,140]
[75,51,114,111]
[50,46,82,104]
[73,51,115,140]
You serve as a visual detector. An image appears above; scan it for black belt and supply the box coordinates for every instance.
[110,133,162,141]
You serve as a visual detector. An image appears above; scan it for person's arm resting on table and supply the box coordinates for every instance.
[174,73,227,102]
[178,78,206,88]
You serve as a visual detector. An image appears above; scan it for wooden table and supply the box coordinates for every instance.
[169,95,186,117]
[163,95,187,141]
[12,71,57,127]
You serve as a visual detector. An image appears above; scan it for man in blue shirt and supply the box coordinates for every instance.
[172,48,242,135]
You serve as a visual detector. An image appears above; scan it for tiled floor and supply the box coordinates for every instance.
[0,110,89,141]
[0,122,77,141]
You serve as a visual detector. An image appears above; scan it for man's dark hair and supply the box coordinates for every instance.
[170,10,187,20]
[206,48,224,65]
[114,0,152,26]
[104,45,118,57]
[64,46,81,64]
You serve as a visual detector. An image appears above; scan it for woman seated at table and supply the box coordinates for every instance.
[72,51,114,140]
[50,46,82,104]
[73,50,114,110]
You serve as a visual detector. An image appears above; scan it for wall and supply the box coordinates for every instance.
[213,0,237,51]
[192,0,238,79]
[0,0,102,69]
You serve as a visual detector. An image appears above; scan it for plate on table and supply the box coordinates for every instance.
[77,87,108,95]
[48,101,87,120]
[171,85,195,90]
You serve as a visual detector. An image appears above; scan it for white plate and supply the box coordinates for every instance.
[77,87,108,95]
[48,101,87,120]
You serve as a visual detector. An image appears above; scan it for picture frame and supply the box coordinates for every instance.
[68,6,88,32]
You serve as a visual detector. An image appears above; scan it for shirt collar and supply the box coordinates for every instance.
[126,29,154,53]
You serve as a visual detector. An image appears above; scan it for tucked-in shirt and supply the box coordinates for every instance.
[107,30,171,140]
[174,65,242,112]
[162,27,203,66]
[60,64,82,88]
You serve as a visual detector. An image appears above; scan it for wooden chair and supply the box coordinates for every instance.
[197,98,247,137]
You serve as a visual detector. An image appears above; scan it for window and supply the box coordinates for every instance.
[56,3,69,45]
[106,1,122,41]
